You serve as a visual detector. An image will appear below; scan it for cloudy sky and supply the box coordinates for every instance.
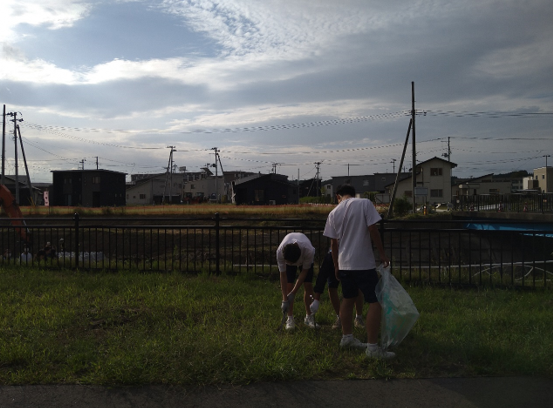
[1,0,552,184]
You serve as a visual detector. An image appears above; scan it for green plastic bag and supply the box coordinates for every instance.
[375,265,419,349]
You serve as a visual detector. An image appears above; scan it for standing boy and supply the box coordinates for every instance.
[323,185,394,359]
[276,232,318,330]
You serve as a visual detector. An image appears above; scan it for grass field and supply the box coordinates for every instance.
[1,266,551,385]
[19,204,338,218]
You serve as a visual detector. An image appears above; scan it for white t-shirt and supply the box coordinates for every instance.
[323,197,381,270]
[276,232,315,272]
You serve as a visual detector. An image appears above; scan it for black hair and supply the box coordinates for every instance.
[283,243,301,263]
[336,184,356,197]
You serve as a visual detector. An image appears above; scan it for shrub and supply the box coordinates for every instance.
[393,196,411,217]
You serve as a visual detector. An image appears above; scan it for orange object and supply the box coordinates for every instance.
[0,184,31,243]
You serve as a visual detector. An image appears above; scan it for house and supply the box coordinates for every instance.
[531,166,553,193]
[51,170,126,207]
[385,157,457,205]
[231,173,298,205]
[127,173,183,205]
[323,173,410,203]
[452,173,512,197]
[182,169,255,203]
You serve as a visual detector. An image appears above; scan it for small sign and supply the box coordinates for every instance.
[414,187,428,196]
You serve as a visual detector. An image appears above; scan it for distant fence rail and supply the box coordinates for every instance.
[454,192,553,213]
[1,214,551,288]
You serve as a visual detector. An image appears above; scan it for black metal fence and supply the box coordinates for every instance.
[454,193,553,213]
[1,214,551,288]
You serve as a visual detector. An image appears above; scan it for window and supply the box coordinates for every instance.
[405,191,412,198]
[92,176,101,184]
[430,189,443,198]
[430,168,443,176]
[139,194,146,199]
[190,184,195,189]
[254,190,265,202]
[363,180,369,186]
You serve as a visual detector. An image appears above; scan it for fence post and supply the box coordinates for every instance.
[214,212,220,275]
[74,212,80,269]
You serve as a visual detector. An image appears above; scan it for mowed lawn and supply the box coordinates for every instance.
[0,266,551,385]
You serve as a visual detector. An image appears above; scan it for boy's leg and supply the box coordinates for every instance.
[303,282,314,315]
[366,301,382,344]
[355,290,364,316]
[339,297,356,335]
[328,287,341,316]
[286,282,295,316]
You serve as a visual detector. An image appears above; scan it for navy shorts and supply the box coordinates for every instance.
[339,269,379,303]
[286,263,314,284]
[314,252,339,294]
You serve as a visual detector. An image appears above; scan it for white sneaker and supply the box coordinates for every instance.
[354,316,365,329]
[366,346,396,360]
[304,314,319,328]
[339,336,368,350]
[332,316,342,330]
[285,316,295,330]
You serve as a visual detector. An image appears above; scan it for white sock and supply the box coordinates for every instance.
[343,333,353,340]
[368,343,378,351]
[356,314,363,319]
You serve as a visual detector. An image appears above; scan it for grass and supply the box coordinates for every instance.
[19,204,338,218]
[0,266,551,385]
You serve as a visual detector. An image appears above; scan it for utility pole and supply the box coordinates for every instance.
[17,126,34,205]
[314,161,321,198]
[411,82,417,213]
[95,156,99,170]
[80,159,86,170]
[544,154,551,168]
[442,137,451,162]
[7,111,23,204]
[391,159,397,173]
[211,147,225,202]
[2,105,6,186]
[163,146,176,204]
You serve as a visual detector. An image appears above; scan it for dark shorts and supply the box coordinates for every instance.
[286,263,314,284]
[314,252,339,294]
[339,269,379,303]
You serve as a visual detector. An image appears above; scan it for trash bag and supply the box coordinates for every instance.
[375,265,419,349]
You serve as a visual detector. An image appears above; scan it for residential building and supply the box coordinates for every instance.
[231,173,298,205]
[323,172,410,203]
[126,172,183,205]
[532,166,553,193]
[182,169,255,203]
[386,157,457,205]
[51,170,126,207]
[453,174,512,197]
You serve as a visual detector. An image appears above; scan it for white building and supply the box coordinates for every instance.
[386,157,457,205]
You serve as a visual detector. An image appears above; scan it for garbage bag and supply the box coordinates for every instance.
[375,265,419,349]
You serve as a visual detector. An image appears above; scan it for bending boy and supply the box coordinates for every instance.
[276,232,318,330]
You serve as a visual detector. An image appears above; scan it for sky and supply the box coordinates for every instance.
[1,0,552,184]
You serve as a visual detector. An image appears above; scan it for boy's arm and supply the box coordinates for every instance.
[330,239,340,280]
[368,223,389,267]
